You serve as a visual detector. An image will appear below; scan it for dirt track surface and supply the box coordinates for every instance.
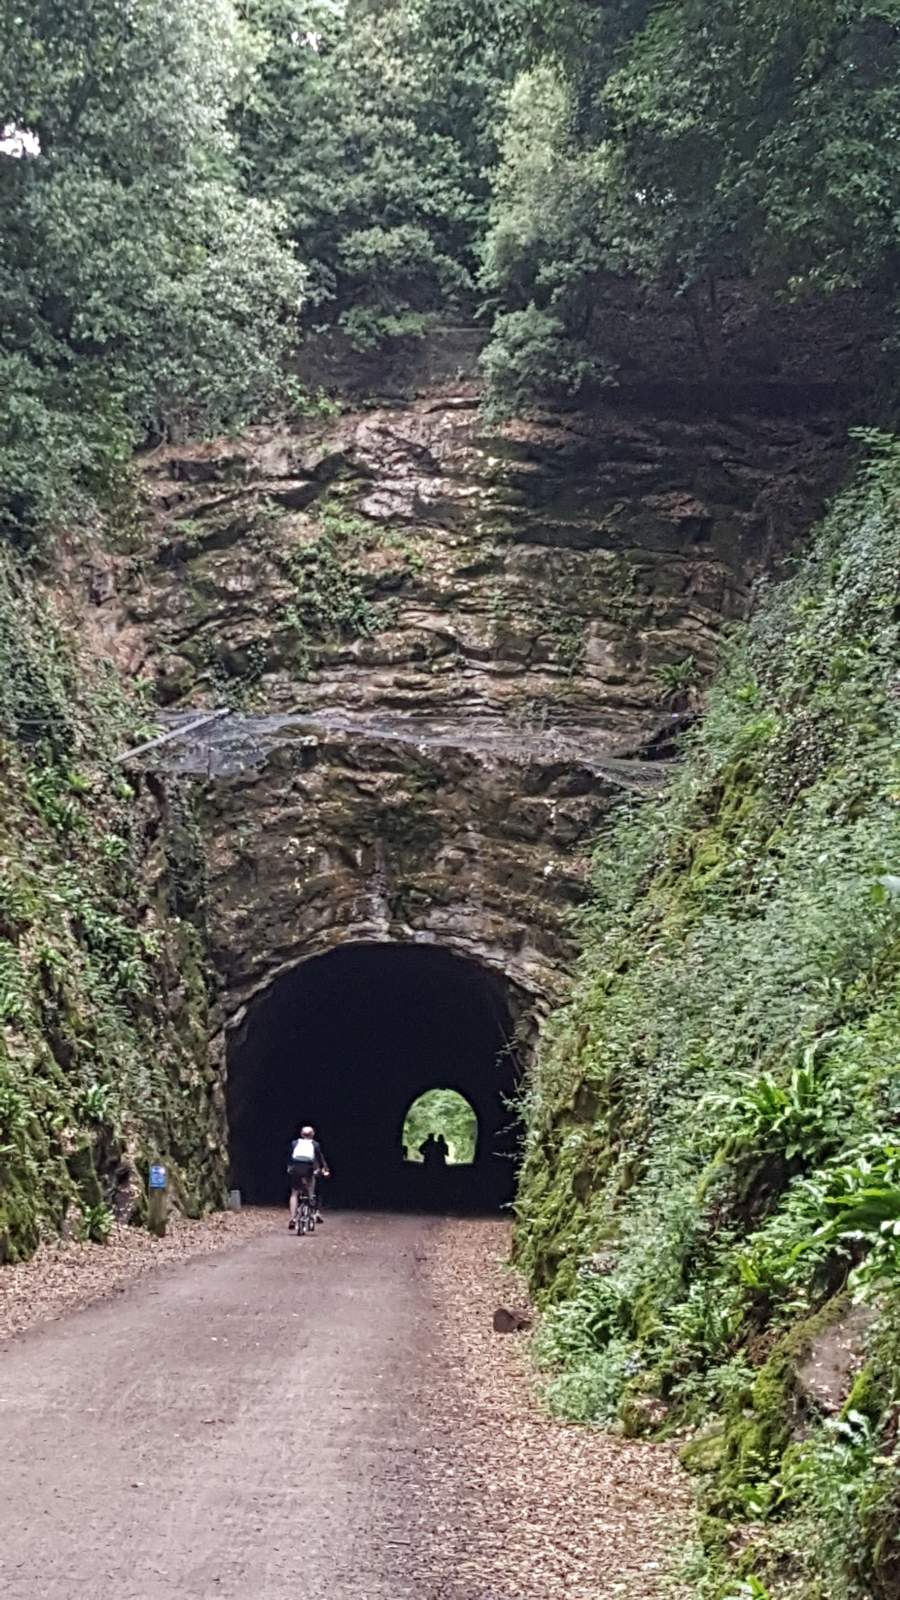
[0,1215,686,1599]
[0,1208,273,1342]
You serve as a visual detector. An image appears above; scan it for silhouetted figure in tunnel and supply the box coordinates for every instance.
[419,1132,449,1169]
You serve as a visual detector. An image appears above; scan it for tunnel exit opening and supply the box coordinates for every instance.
[226,942,523,1213]
[403,1088,478,1165]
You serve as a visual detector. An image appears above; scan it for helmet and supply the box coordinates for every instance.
[301,1124,315,1137]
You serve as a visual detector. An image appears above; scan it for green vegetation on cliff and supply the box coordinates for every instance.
[236,0,505,350]
[1,0,303,548]
[517,436,900,1598]
[0,554,225,1261]
[6,0,897,513]
[0,0,504,547]
[480,0,900,409]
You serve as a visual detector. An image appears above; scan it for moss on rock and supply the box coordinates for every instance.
[0,549,226,1260]
[516,441,900,1598]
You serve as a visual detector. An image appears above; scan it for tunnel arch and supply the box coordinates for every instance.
[226,940,525,1212]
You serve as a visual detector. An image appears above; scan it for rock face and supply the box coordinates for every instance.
[86,384,851,1019]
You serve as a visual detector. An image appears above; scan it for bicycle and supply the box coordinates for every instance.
[295,1178,317,1237]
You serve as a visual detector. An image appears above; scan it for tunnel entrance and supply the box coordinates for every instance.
[226,943,523,1212]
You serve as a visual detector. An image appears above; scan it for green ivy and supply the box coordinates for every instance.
[517,438,900,1598]
[278,502,413,674]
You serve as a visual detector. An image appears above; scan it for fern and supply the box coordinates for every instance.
[0,939,28,1023]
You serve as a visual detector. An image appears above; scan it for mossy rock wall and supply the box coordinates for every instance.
[0,551,226,1261]
[516,438,900,1598]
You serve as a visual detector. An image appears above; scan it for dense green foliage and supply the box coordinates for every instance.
[1,0,303,546]
[7,0,897,517]
[0,552,224,1259]
[516,438,900,1596]
[0,0,509,546]
[236,0,505,349]
[403,1088,477,1163]
[479,0,900,409]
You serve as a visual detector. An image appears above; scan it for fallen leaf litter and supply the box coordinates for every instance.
[419,1218,691,1600]
[0,1208,271,1343]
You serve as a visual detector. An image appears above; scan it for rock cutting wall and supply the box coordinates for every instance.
[81,382,852,1021]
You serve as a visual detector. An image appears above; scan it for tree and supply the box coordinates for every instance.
[235,0,504,346]
[599,0,900,301]
[478,0,900,405]
[479,63,612,410]
[0,0,304,545]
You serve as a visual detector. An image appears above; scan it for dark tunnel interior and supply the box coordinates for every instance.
[226,943,523,1213]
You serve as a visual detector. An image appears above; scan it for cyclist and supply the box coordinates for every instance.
[287,1124,330,1230]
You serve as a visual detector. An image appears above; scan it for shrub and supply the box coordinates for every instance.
[517,437,900,1596]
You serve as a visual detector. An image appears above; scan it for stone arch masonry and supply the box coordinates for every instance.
[93,376,854,1060]
[157,707,647,1025]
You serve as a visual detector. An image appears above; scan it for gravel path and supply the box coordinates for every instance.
[0,1214,688,1599]
[0,1207,273,1342]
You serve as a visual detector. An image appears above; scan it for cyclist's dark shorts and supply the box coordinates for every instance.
[287,1160,315,1188]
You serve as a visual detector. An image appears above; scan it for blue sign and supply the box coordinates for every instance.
[149,1163,167,1190]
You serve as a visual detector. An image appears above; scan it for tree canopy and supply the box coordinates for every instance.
[3,0,899,539]
[1,0,303,544]
[234,0,505,348]
[478,0,900,408]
